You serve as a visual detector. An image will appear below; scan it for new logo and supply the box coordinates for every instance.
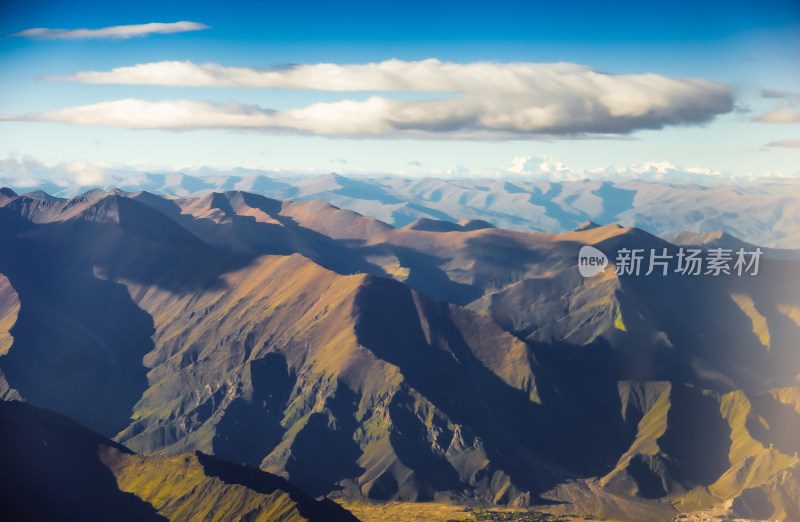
[578,246,609,277]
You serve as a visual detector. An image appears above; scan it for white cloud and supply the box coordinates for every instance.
[44,59,722,101]
[506,155,583,180]
[47,60,732,118]
[2,99,279,129]
[0,156,111,186]
[9,21,209,40]
[499,156,739,183]
[756,108,800,123]
[63,160,109,185]
[4,59,733,138]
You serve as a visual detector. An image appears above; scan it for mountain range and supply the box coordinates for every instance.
[2,172,798,249]
[0,186,799,521]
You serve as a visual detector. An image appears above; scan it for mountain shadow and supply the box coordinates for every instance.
[0,234,154,436]
[212,354,296,467]
[284,385,366,498]
[0,399,166,522]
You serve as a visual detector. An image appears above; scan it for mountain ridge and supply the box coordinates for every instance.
[2,172,797,248]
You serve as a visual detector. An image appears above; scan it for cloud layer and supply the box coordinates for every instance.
[9,21,209,40]
[498,156,747,183]
[4,154,796,188]
[5,60,733,138]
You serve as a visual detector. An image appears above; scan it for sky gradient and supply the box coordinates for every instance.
[0,0,798,183]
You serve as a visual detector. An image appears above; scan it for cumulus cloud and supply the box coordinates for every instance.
[4,59,733,138]
[756,108,800,123]
[9,21,209,40]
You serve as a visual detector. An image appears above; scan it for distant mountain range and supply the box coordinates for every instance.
[1,186,799,520]
[2,172,798,248]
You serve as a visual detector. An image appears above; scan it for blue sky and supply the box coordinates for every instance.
[0,0,798,183]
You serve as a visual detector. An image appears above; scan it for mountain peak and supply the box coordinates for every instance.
[74,188,111,204]
[21,190,63,201]
[405,217,463,232]
[458,218,495,231]
[574,220,601,231]
[404,217,496,232]
[0,187,18,206]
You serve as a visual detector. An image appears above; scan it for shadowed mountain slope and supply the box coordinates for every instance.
[0,399,359,521]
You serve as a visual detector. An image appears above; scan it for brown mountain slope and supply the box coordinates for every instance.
[143,190,636,348]
[144,190,800,392]
[111,251,612,503]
